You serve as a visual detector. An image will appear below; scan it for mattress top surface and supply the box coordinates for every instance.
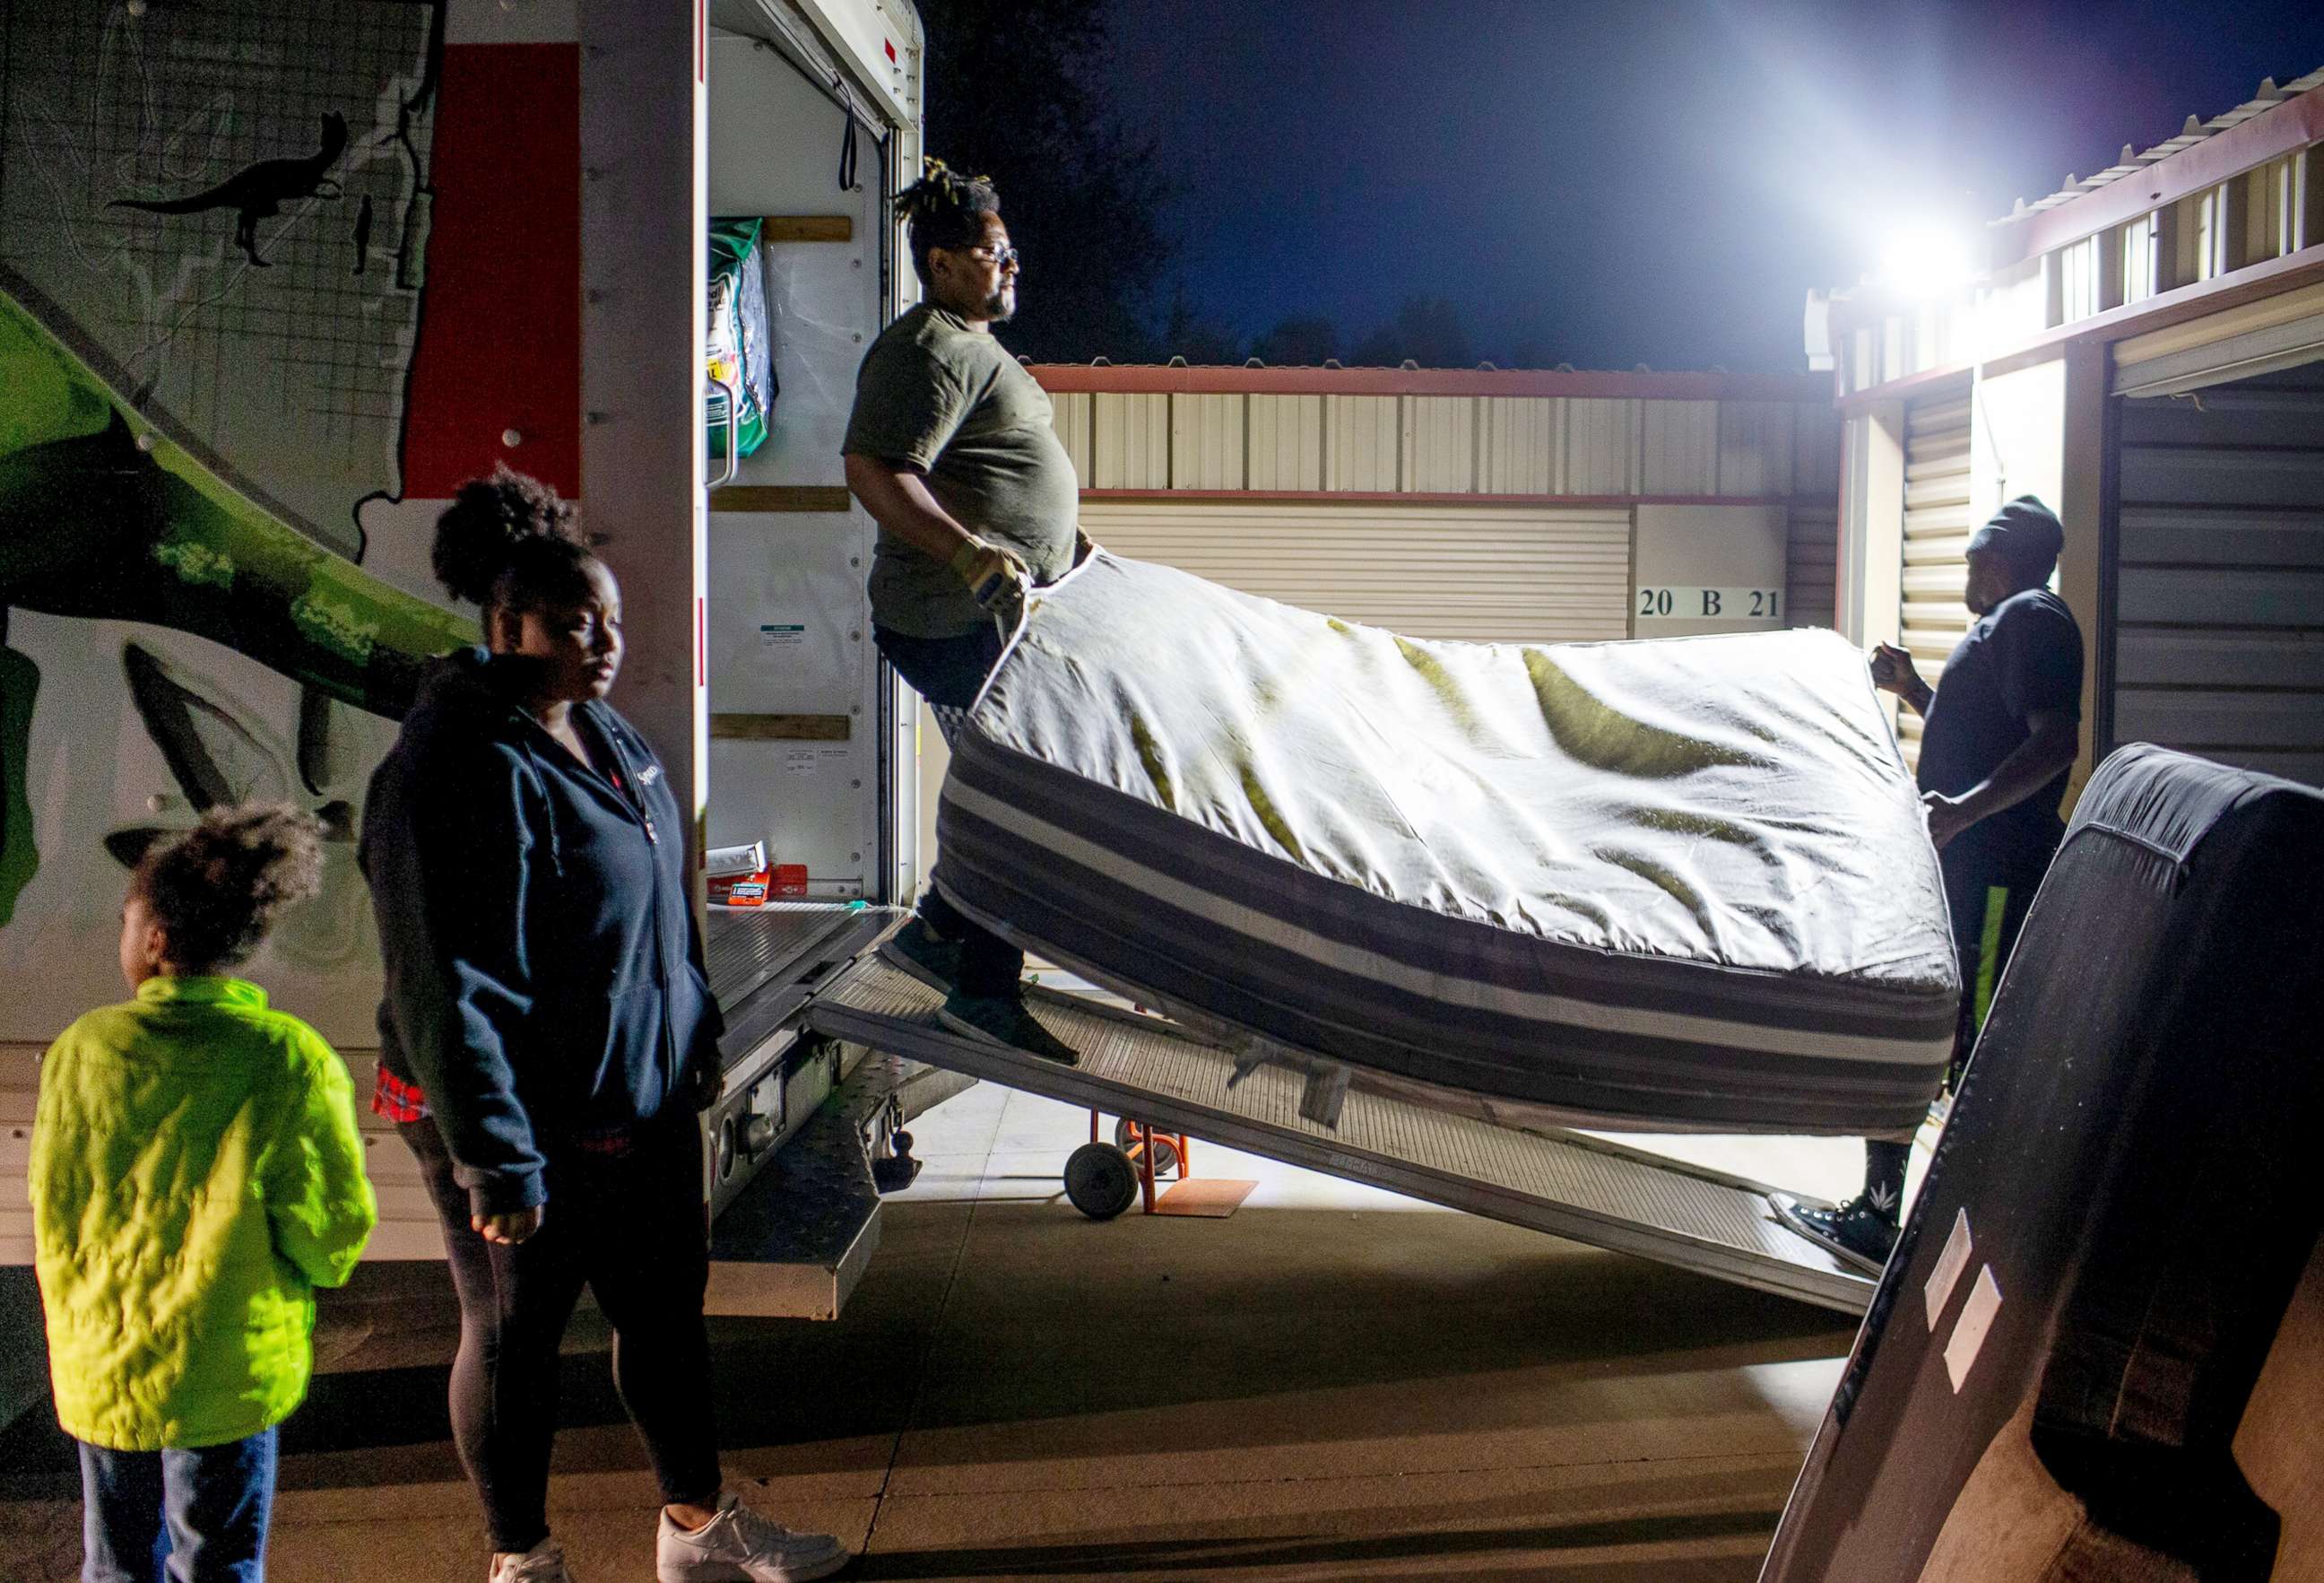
[969,553,1957,1000]
[2068,742,2324,865]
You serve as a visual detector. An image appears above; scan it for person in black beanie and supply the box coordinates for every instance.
[1782,495,2084,1271]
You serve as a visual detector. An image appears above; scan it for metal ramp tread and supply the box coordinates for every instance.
[808,957,1874,1314]
[708,905,899,1072]
[704,902,860,1009]
[705,1050,904,1321]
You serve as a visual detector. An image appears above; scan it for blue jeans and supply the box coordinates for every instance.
[78,1428,276,1583]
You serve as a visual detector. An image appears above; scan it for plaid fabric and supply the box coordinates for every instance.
[930,703,969,746]
[568,1126,639,1158]
[370,1065,429,1123]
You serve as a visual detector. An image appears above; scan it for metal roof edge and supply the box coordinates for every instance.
[1026,364,1834,404]
[1990,73,2324,266]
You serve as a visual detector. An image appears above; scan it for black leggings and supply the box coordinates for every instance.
[876,622,1025,998]
[403,1118,721,1553]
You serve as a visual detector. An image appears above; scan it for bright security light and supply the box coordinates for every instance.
[1873,220,1976,299]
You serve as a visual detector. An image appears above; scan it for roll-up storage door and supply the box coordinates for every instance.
[1078,500,1633,645]
[1896,393,1973,770]
[2111,362,2324,785]
[1785,501,1839,631]
[2111,290,2324,399]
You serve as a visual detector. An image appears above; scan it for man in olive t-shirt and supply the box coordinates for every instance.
[842,161,1079,1065]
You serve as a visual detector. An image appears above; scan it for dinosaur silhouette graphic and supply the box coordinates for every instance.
[109,111,350,267]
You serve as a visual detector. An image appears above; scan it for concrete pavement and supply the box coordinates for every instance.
[0,1081,1869,1580]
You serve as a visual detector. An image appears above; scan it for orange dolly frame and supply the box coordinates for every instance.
[1063,1112,1192,1220]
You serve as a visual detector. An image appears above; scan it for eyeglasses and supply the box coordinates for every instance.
[962,243,1019,269]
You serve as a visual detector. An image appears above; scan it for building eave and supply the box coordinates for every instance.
[1028,364,1834,404]
[1990,83,2324,268]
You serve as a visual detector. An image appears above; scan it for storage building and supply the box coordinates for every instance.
[1813,68,2324,790]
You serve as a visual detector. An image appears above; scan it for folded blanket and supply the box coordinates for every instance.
[937,552,1958,1135]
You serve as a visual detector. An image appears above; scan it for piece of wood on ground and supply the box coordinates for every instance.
[1153,1179,1258,1218]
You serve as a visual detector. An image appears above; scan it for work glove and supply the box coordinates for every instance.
[949,536,1030,611]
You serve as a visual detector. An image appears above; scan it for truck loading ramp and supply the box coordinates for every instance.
[807,955,1876,1314]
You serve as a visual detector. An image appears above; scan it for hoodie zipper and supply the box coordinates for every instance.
[585,709,681,1098]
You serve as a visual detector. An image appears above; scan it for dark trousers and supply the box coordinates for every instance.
[403,1118,720,1553]
[1941,848,2046,1085]
[1866,840,2054,1209]
[875,622,1025,998]
[79,1428,275,1583]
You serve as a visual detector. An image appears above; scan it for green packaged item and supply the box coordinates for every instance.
[707,217,773,462]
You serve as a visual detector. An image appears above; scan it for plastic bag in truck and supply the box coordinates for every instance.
[707,217,773,462]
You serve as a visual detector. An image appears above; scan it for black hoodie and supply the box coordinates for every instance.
[359,648,722,1216]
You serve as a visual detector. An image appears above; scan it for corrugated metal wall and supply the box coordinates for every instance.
[1045,390,1837,501]
[1786,504,1840,630]
[1079,500,1633,644]
[2112,365,2324,783]
[1897,393,1975,768]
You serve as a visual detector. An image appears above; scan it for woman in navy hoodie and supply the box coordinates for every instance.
[360,469,848,1583]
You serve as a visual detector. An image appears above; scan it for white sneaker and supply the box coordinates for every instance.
[656,1492,850,1582]
[490,1538,577,1583]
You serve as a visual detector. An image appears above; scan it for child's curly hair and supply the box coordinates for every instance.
[134,805,325,972]
[895,156,1001,288]
[430,465,599,614]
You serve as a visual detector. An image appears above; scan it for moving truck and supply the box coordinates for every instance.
[0,0,945,1371]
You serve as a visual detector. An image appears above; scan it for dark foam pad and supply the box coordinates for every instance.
[1763,744,2324,1582]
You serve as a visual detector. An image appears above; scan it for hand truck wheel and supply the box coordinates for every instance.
[1063,1142,1139,1221]
[1112,1118,1181,1179]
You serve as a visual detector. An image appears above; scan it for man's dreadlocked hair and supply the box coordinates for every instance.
[895,157,1001,289]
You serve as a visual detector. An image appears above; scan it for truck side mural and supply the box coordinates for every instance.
[0,0,582,1042]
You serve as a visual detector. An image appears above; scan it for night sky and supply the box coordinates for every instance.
[1096,0,2324,371]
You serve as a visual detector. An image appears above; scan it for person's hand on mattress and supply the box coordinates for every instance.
[1921,790,1974,849]
[950,537,1031,610]
[1071,527,1101,570]
[1869,642,1932,712]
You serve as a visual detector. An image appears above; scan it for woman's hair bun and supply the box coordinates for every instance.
[431,465,587,608]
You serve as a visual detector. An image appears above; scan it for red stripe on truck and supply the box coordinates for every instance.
[401,43,582,500]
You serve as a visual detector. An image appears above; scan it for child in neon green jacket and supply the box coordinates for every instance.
[30,805,377,1582]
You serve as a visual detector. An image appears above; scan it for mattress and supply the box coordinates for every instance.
[1763,746,2324,1580]
[936,552,1959,1135]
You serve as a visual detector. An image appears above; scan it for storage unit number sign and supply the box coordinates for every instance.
[1635,587,1784,622]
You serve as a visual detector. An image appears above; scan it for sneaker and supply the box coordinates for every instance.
[1773,1190,1901,1274]
[937,991,1080,1065]
[656,1492,849,1582]
[490,1539,577,1583]
[879,917,961,992]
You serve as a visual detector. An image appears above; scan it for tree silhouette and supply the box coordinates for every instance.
[920,0,1170,363]
[1249,315,1340,366]
[1159,284,1244,365]
[1349,295,1473,369]
[1507,338,1559,369]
